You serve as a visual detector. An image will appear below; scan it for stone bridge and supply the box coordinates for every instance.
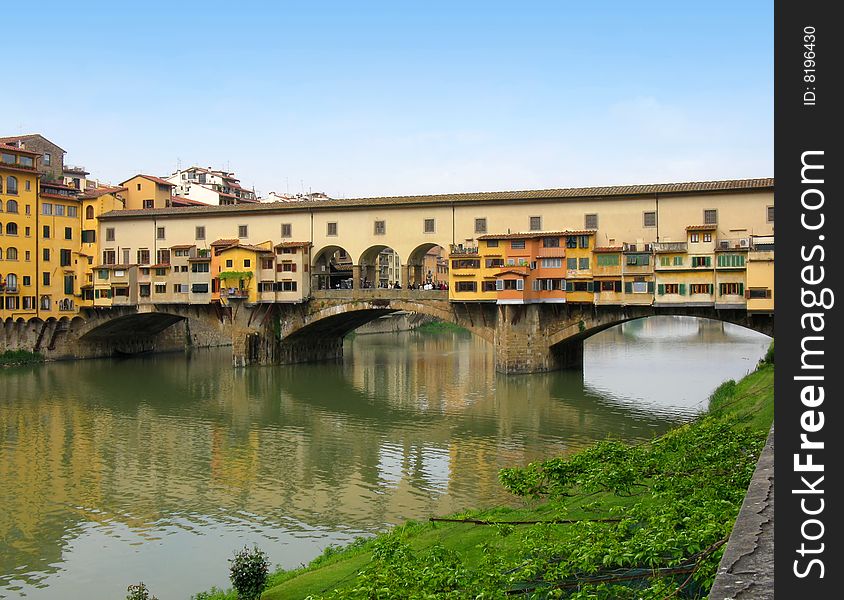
[3,291,773,373]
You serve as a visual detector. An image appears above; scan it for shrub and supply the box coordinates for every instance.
[126,582,158,600]
[229,545,270,600]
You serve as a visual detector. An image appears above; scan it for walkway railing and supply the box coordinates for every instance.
[311,289,448,302]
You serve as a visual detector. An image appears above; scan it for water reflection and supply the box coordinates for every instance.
[0,316,770,599]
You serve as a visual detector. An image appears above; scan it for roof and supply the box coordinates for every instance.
[120,174,176,187]
[80,186,127,199]
[686,224,719,231]
[479,230,597,240]
[0,133,65,152]
[497,269,530,277]
[274,241,312,248]
[97,178,775,220]
[171,195,209,207]
[41,193,82,201]
[593,246,625,253]
[168,244,196,249]
[218,243,273,254]
[211,238,239,246]
[0,142,40,156]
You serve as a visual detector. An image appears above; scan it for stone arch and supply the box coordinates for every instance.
[406,242,448,287]
[358,244,402,289]
[79,311,187,340]
[312,244,354,290]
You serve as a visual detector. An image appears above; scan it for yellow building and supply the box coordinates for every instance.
[746,235,774,313]
[1,143,40,318]
[37,180,82,317]
[77,186,127,307]
[562,230,596,303]
[447,240,500,301]
[216,241,274,304]
[120,174,174,210]
[654,226,717,307]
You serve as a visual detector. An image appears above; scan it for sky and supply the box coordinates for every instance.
[1,1,772,199]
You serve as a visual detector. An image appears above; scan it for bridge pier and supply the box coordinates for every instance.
[493,304,580,374]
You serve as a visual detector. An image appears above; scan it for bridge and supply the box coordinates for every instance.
[14,288,772,374]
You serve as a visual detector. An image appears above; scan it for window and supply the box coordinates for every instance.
[64,227,72,240]
[474,218,487,234]
[482,281,497,292]
[451,258,480,269]
[690,283,712,295]
[22,275,30,286]
[67,205,77,218]
[195,226,205,240]
[703,233,712,242]
[225,259,233,268]
[485,258,504,268]
[579,235,590,248]
[103,250,116,265]
[455,281,477,292]
[260,258,274,270]
[42,203,53,215]
[704,209,717,224]
[596,254,619,266]
[156,227,165,240]
[578,257,590,270]
[276,281,298,292]
[25,227,30,237]
[529,216,542,231]
[191,262,210,273]
[585,214,598,229]
[673,256,683,266]
[6,176,18,194]
[485,239,499,248]
[243,259,251,268]
[79,230,95,244]
[643,211,657,227]
[541,258,562,268]
[719,282,744,296]
[5,223,17,235]
[154,284,166,294]
[717,254,745,267]
[566,236,578,248]
[191,283,209,293]
[238,225,248,238]
[626,253,649,266]
[277,262,298,272]
[155,268,166,276]
[156,249,170,264]
[374,220,386,235]
[42,272,51,286]
[327,222,338,236]
[44,153,51,166]
[43,225,50,238]
[143,199,154,209]
[6,247,17,260]
[173,284,189,293]
[660,283,679,294]
[748,288,772,299]
[690,233,699,243]
[137,249,150,265]
[511,240,526,249]
[423,218,435,233]
[691,256,711,268]
[281,223,292,238]
[106,227,115,241]
[55,204,65,217]
[86,205,95,219]
[767,206,774,223]
[542,237,560,248]
[64,275,75,295]
[6,199,18,213]
[566,258,577,270]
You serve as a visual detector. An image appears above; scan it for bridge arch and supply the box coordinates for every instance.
[312,244,354,290]
[358,244,403,289]
[79,310,187,340]
[406,242,448,287]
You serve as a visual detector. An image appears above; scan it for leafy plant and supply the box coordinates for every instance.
[126,582,158,600]
[229,545,270,600]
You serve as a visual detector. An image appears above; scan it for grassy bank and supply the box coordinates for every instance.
[413,321,469,334]
[192,359,773,600]
[0,349,44,367]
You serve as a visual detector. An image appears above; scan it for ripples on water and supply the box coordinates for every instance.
[0,316,770,599]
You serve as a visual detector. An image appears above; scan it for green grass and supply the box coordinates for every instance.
[414,321,469,334]
[0,349,45,367]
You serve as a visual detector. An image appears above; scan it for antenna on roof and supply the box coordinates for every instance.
[177,157,182,171]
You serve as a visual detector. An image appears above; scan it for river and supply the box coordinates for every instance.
[0,316,770,599]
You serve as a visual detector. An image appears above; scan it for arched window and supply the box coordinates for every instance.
[6,199,18,214]
[6,273,17,290]
[5,223,17,235]
[86,205,94,219]
[0,176,3,193]
[0,248,3,259]
[6,176,18,195]
[6,247,17,260]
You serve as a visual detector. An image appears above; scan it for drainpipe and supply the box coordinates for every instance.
[655,193,660,242]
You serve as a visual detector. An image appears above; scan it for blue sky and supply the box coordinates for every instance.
[2,1,772,198]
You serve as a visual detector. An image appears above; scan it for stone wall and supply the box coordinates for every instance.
[354,311,436,335]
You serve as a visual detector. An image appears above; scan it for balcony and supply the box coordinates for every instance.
[221,288,249,299]
[716,238,751,251]
[653,242,687,253]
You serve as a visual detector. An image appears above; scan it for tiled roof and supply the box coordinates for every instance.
[211,238,239,246]
[79,186,127,199]
[478,230,597,240]
[121,174,175,187]
[168,244,196,249]
[40,193,82,201]
[274,241,312,248]
[686,224,718,231]
[97,178,775,220]
[0,134,66,153]
[171,195,209,206]
[0,142,40,156]
[497,269,529,277]
[593,246,624,253]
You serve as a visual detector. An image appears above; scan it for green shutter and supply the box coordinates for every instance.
[614,280,622,292]
[586,281,594,292]
[739,282,744,296]
[566,281,574,292]
[657,283,665,296]
[679,283,686,295]
[625,282,633,293]
[709,284,714,295]
[647,281,654,294]
[705,256,712,267]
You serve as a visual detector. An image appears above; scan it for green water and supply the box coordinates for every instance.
[0,316,770,599]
